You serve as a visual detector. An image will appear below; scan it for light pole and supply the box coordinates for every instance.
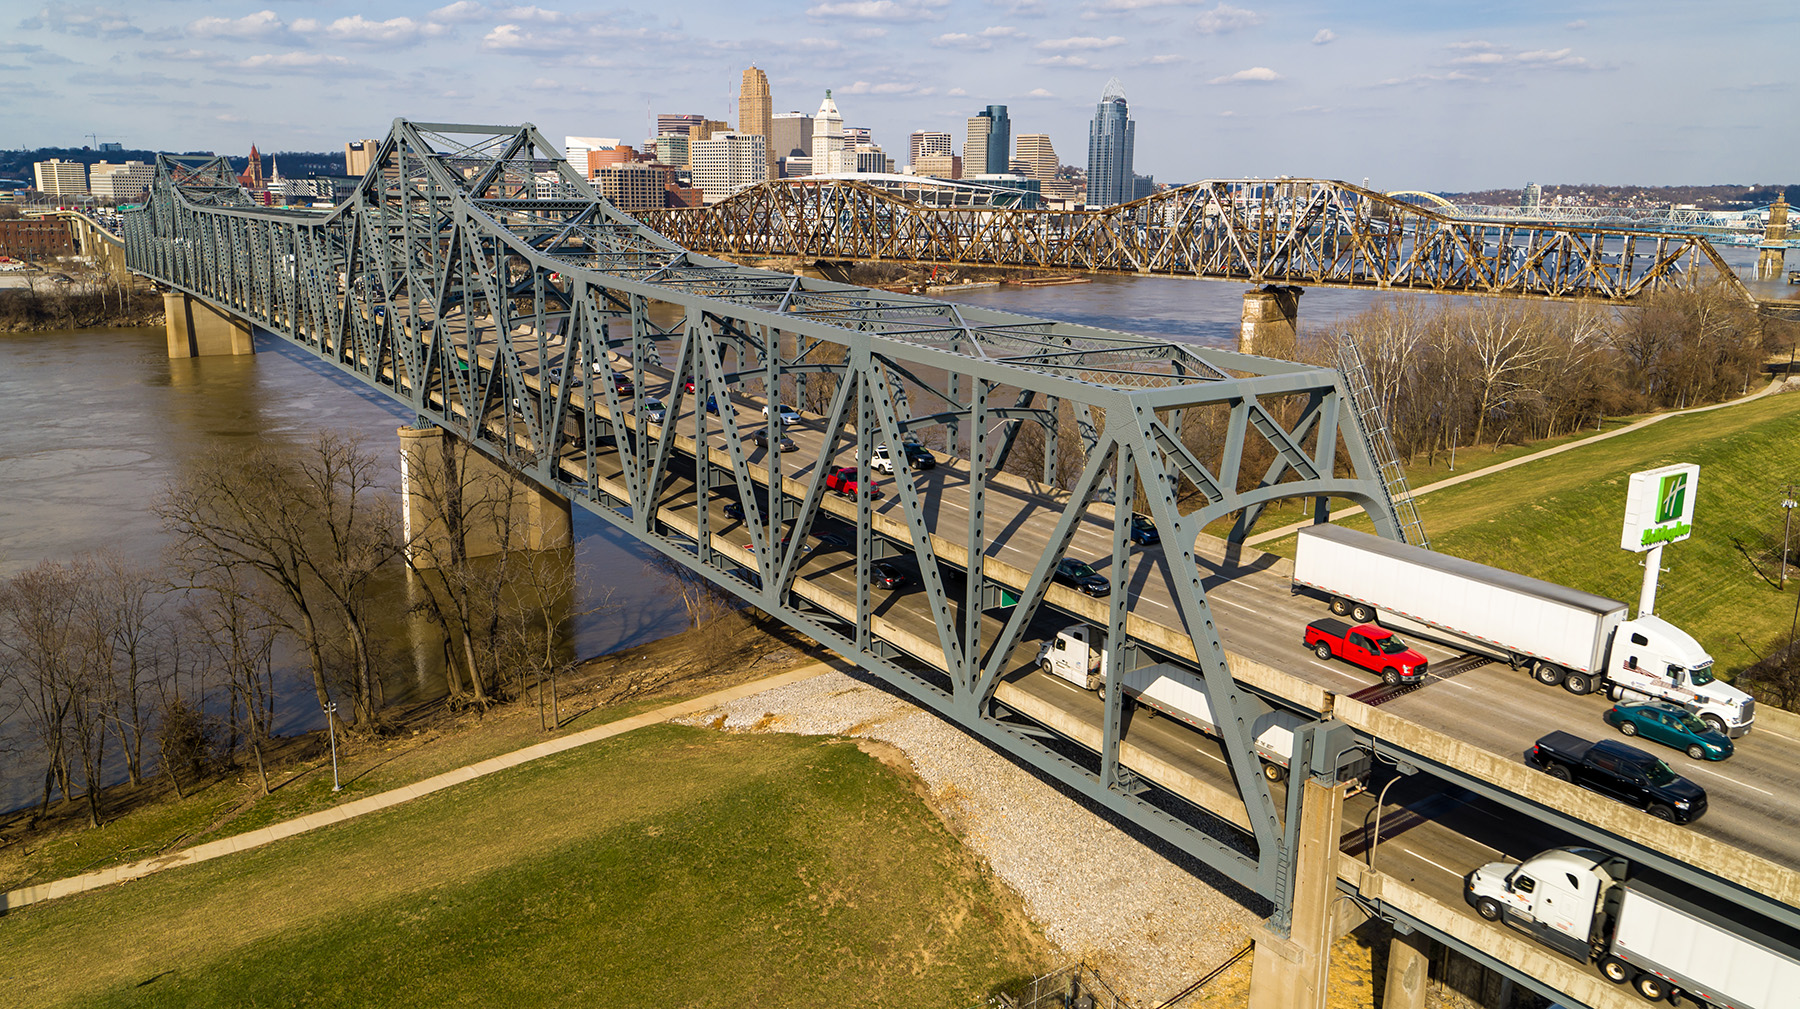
[1781,489,1797,590]
[322,701,342,792]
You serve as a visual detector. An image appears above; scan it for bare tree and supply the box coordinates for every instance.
[0,561,82,820]
[185,567,280,793]
[160,432,401,732]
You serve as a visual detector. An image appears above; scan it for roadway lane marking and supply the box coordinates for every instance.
[1398,850,1463,878]
[1751,726,1800,745]
[1684,765,1773,796]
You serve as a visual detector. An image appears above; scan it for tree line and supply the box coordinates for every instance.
[0,431,592,829]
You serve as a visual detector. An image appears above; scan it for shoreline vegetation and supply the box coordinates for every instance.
[0,268,162,332]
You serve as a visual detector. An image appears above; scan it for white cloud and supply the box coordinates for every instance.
[1312,28,1335,45]
[1094,0,1204,8]
[497,5,576,24]
[848,26,888,38]
[1130,53,1185,65]
[1447,41,1596,70]
[1034,54,1098,68]
[1567,19,1588,29]
[1208,66,1281,84]
[934,33,992,50]
[839,78,934,95]
[231,51,359,73]
[1374,70,1482,87]
[1025,87,1055,98]
[981,25,1024,38]
[188,10,287,40]
[431,2,489,23]
[20,5,145,38]
[1193,3,1261,35]
[299,16,448,46]
[946,86,968,96]
[793,37,843,50]
[1036,35,1126,51]
[806,1,947,21]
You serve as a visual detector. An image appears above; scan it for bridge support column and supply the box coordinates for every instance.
[1247,776,1347,1009]
[398,424,573,569]
[1382,927,1433,1009]
[164,291,254,358]
[1239,285,1302,358]
[1758,197,1789,280]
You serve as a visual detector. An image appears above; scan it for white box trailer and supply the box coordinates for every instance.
[1037,626,1309,780]
[1292,525,1751,735]
[1613,885,1800,1009]
[1294,524,1624,673]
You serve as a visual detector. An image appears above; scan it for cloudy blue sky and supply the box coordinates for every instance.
[3,1,1793,191]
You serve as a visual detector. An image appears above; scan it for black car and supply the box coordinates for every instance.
[900,442,937,470]
[1054,558,1110,597]
[1129,513,1160,546]
[871,561,908,590]
[1525,731,1707,824]
[723,501,744,521]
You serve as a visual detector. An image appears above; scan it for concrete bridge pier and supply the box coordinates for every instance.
[1240,285,1302,358]
[1247,775,1348,1009]
[398,424,573,568]
[1757,197,1788,280]
[164,291,255,357]
[1382,926,1434,1009]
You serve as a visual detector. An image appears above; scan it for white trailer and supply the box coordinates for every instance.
[1036,625,1309,780]
[1466,847,1800,1007]
[1292,524,1752,737]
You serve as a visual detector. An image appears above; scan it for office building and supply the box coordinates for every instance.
[345,138,380,177]
[1087,78,1136,207]
[690,131,767,204]
[813,91,845,174]
[585,145,638,177]
[1132,173,1156,202]
[914,153,961,180]
[1521,182,1543,212]
[910,131,951,167]
[595,162,666,214]
[849,144,892,174]
[844,126,872,146]
[0,218,76,257]
[686,119,731,152]
[98,142,122,152]
[657,113,705,138]
[564,136,620,171]
[90,160,155,200]
[653,132,691,168]
[739,66,776,183]
[1015,134,1058,184]
[771,111,813,159]
[781,155,814,178]
[969,106,1009,175]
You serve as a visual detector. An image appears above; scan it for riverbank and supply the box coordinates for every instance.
[0,613,827,893]
[0,273,161,331]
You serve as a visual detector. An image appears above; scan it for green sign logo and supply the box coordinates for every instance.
[1655,473,1688,524]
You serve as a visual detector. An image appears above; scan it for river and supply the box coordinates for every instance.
[0,244,1786,807]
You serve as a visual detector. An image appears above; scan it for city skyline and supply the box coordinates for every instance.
[1,2,1794,191]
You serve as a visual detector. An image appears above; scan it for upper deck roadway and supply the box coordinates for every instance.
[123,121,1797,1009]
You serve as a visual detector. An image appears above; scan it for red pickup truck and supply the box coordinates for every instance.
[1303,618,1428,686]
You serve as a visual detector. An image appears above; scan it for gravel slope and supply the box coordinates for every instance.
[676,668,1262,1004]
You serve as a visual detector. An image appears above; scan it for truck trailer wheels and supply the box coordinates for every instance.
[1330,597,1351,616]
[1600,956,1631,983]
[1633,972,1670,1000]
[1350,603,1375,623]
[1534,662,1567,687]
[1563,672,1593,695]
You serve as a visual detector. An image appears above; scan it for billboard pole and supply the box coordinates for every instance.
[1639,542,1664,617]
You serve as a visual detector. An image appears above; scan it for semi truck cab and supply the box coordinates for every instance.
[1605,615,1753,737]
[1465,848,1625,961]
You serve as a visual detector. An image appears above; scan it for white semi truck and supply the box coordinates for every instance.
[1466,847,1800,1007]
[1036,625,1311,781]
[1292,524,1753,737]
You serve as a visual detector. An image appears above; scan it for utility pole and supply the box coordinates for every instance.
[1781,486,1797,589]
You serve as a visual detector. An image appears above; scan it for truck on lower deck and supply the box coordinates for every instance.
[1465,847,1800,1007]
[1036,625,1321,782]
[1292,524,1753,737]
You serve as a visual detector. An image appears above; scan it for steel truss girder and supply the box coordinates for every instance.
[123,117,1419,914]
[638,177,1748,304]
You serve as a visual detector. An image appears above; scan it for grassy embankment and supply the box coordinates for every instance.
[1260,389,1800,676]
[0,724,1050,1009]
[0,621,814,895]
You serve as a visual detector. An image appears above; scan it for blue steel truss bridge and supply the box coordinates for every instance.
[123,121,1800,1009]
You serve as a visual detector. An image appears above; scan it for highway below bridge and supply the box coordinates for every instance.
[120,120,1798,1009]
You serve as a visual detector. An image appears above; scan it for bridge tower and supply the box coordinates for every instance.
[1240,284,1301,357]
[1758,196,1789,280]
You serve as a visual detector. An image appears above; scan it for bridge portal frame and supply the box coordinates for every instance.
[124,119,1411,928]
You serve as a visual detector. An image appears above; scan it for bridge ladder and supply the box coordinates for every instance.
[1335,339,1430,548]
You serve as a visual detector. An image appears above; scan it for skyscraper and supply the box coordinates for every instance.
[909,131,951,167]
[1014,134,1057,183]
[981,106,1010,175]
[1087,78,1135,207]
[813,91,845,174]
[739,66,775,183]
[690,132,767,204]
[344,139,380,177]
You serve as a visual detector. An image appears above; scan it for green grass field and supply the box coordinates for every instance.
[0,725,1048,1008]
[1264,391,1800,676]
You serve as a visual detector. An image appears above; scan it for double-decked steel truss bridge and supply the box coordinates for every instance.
[636,177,1749,302]
[122,120,1800,1009]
